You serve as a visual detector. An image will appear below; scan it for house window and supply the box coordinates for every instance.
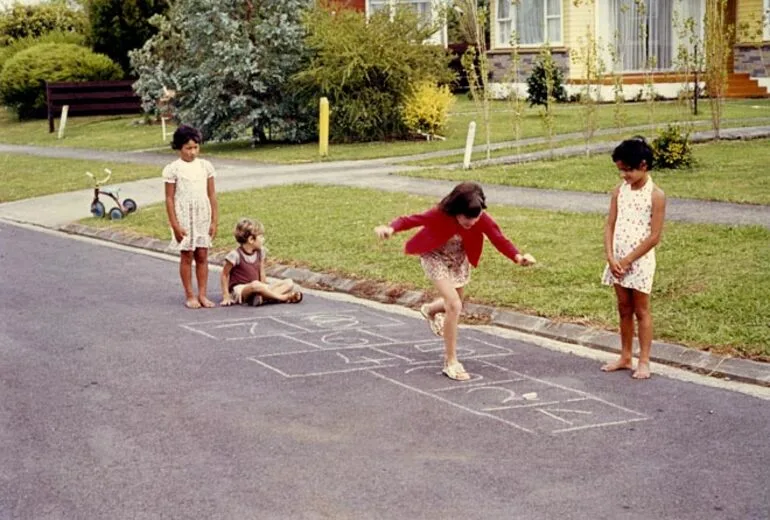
[611,0,704,72]
[496,0,562,47]
[367,0,446,45]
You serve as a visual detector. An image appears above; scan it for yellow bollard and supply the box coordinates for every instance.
[319,97,329,157]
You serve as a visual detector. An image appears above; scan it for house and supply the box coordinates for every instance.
[488,0,769,98]
[339,0,448,45]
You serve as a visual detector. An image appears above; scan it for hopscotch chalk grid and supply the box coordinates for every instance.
[182,309,649,435]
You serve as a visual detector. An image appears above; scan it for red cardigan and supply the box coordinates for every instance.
[390,207,520,267]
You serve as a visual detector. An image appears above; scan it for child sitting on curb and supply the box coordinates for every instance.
[220,218,302,307]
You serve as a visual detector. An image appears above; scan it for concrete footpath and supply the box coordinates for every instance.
[1,131,769,388]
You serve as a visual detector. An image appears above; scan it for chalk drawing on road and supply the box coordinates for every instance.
[180,309,402,341]
[182,310,648,435]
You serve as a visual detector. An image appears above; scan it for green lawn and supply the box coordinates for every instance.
[81,184,770,359]
[0,154,161,202]
[0,107,174,151]
[400,138,770,205]
[2,97,769,163]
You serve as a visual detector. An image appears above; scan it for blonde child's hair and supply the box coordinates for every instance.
[233,218,264,244]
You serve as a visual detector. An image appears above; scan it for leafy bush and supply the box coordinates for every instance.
[130,0,315,143]
[0,30,86,72]
[402,81,455,138]
[296,5,454,142]
[0,43,122,119]
[651,124,694,169]
[0,2,87,45]
[87,0,170,74]
[526,55,568,107]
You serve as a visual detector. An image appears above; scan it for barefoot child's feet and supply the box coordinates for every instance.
[185,298,201,309]
[198,296,216,308]
[601,358,633,372]
[632,361,651,379]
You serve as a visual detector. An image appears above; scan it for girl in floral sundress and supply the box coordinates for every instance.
[601,137,666,379]
[375,182,536,381]
[163,125,219,309]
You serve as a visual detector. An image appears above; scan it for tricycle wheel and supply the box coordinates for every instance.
[123,198,137,214]
[90,201,106,218]
[109,207,124,220]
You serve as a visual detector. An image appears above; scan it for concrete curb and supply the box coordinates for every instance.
[59,222,770,389]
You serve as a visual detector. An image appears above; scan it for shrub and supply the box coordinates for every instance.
[526,55,568,107]
[0,30,86,72]
[296,5,454,142]
[0,43,122,119]
[402,81,455,138]
[87,0,170,74]
[651,124,694,169]
[0,2,87,45]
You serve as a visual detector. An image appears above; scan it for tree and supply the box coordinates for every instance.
[130,0,315,143]
[0,1,87,46]
[87,0,170,74]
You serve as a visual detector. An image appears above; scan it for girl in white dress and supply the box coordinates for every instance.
[601,137,666,379]
[163,125,219,309]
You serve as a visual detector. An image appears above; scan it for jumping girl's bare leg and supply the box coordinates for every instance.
[433,279,468,380]
[179,251,200,309]
[602,284,635,372]
[193,248,215,308]
[631,290,653,379]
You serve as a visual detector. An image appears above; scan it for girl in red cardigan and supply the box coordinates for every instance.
[375,182,535,381]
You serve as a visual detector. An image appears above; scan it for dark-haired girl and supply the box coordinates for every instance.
[375,182,535,381]
[163,125,219,309]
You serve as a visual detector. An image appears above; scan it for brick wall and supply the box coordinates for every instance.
[734,45,770,77]
[488,50,571,82]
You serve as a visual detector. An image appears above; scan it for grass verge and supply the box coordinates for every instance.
[399,138,770,205]
[0,154,161,202]
[81,184,770,359]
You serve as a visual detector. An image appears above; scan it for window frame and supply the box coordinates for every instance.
[494,0,563,49]
[366,0,447,46]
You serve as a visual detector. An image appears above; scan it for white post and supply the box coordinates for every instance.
[161,117,168,142]
[57,105,69,140]
[463,121,476,170]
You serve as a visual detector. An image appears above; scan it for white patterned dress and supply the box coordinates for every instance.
[162,158,216,252]
[602,177,657,294]
[420,235,471,288]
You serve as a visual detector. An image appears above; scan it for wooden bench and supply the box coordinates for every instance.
[46,80,143,133]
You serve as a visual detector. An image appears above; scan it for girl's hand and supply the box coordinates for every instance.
[220,296,234,307]
[374,225,394,240]
[209,223,217,239]
[515,253,537,266]
[609,258,625,278]
[172,226,187,243]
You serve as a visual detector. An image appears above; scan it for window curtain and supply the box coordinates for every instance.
[518,0,545,44]
[613,0,677,71]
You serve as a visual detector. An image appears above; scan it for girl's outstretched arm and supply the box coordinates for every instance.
[605,185,623,278]
[375,208,440,240]
[619,187,666,270]
[481,214,522,263]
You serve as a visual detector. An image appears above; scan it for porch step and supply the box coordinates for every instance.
[725,73,768,98]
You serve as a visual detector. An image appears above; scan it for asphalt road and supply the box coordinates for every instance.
[1,222,768,520]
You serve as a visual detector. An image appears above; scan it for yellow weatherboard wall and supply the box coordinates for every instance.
[736,0,766,43]
[567,0,598,80]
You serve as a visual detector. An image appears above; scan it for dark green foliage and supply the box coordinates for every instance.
[296,5,454,142]
[0,43,122,119]
[0,1,87,45]
[651,124,694,169]
[0,30,86,72]
[87,0,170,74]
[526,55,568,107]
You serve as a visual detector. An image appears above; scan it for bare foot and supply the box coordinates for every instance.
[632,362,651,379]
[601,358,633,372]
[185,298,201,309]
[198,296,216,308]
